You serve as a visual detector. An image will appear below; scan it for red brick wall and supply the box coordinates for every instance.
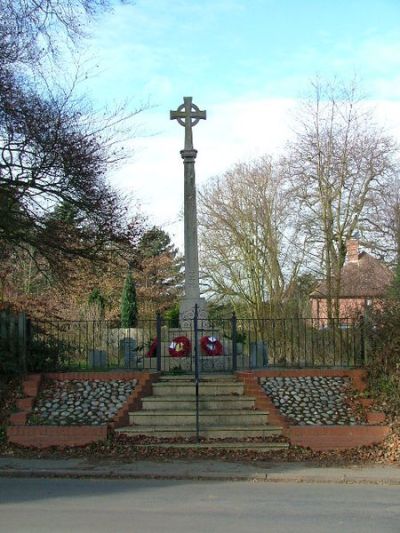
[236,369,389,451]
[7,425,108,448]
[7,371,160,448]
[236,371,290,433]
[22,374,42,397]
[111,372,160,428]
[289,426,390,451]
[8,370,389,451]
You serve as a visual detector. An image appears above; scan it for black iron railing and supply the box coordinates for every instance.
[0,309,30,373]
[30,314,366,372]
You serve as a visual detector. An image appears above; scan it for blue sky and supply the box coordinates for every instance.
[77,0,400,247]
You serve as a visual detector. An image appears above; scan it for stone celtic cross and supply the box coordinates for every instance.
[170,97,208,328]
[170,97,206,151]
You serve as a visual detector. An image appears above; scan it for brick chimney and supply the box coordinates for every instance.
[346,239,359,263]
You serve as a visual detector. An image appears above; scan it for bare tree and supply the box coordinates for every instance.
[0,66,144,277]
[285,79,398,318]
[362,176,400,263]
[198,156,306,320]
[0,0,145,295]
[0,0,114,66]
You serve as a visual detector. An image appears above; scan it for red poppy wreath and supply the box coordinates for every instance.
[168,336,191,357]
[200,336,224,356]
[146,338,158,358]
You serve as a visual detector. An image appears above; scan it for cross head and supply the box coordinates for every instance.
[170,97,206,151]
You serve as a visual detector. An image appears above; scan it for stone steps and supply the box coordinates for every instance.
[158,374,234,382]
[131,441,289,451]
[129,409,269,426]
[115,425,283,439]
[151,382,244,396]
[116,374,285,445]
[141,395,256,410]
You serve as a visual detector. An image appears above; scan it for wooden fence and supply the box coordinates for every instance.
[0,310,30,373]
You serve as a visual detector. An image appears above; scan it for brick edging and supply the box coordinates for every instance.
[9,374,42,426]
[241,368,368,391]
[236,369,390,451]
[7,425,108,448]
[7,370,391,451]
[110,372,160,428]
[7,371,160,449]
[236,371,290,434]
[289,425,390,451]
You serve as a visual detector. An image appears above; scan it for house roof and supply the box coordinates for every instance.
[311,251,393,299]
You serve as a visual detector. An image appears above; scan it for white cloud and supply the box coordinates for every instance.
[110,95,400,252]
[109,97,295,249]
[371,99,400,138]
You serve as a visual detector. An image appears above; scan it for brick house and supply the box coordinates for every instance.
[310,239,393,319]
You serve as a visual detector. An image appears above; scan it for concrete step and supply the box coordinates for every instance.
[158,374,236,382]
[151,382,244,396]
[116,425,283,439]
[130,442,289,452]
[129,409,269,426]
[141,395,256,410]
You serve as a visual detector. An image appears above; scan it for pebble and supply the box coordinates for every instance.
[259,376,362,426]
[28,379,137,426]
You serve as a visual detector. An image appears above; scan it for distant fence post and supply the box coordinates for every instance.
[26,317,32,371]
[0,309,7,345]
[18,312,27,373]
[0,310,9,370]
[156,312,162,372]
[231,312,238,372]
[359,314,367,366]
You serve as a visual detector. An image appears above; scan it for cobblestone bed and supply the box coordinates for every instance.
[260,376,363,426]
[28,379,137,426]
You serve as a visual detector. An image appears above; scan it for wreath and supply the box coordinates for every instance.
[146,338,158,358]
[168,336,191,357]
[200,336,224,356]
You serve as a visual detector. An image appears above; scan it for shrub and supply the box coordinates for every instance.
[366,300,400,413]
[165,304,179,328]
[27,331,69,372]
[0,341,20,375]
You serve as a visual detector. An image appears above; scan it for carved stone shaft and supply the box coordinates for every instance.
[181,148,200,300]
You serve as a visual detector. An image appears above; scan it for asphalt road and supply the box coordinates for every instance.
[0,477,399,533]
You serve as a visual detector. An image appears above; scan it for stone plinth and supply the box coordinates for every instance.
[179,296,208,330]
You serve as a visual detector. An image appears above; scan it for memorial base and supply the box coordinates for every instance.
[179,296,208,330]
[159,354,233,372]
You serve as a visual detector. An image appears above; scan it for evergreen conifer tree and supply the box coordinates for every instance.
[120,271,137,327]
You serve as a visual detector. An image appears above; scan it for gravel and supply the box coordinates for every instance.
[260,376,363,426]
[28,379,137,426]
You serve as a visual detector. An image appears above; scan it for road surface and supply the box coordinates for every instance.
[0,477,399,532]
